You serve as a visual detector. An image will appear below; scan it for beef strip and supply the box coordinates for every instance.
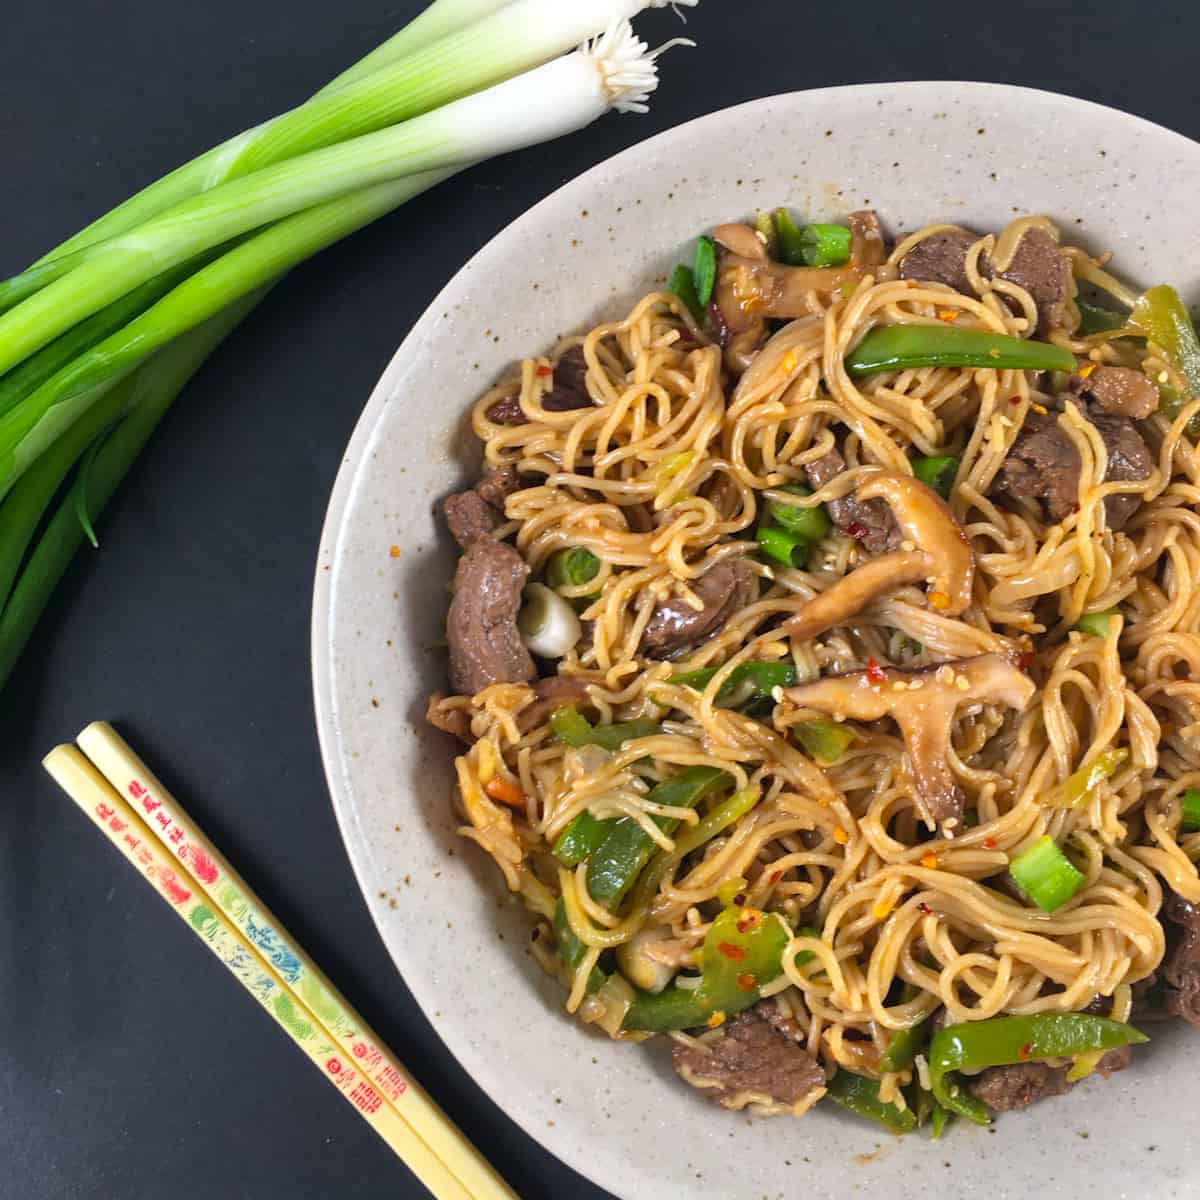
[1162,893,1200,1027]
[543,345,593,412]
[485,394,525,426]
[966,1047,1131,1113]
[640,560,757,660]
[992,406,1152,530]
[898,226,1071,334]
[447,540,535,695]
[804,446,900,555]
[897,229,977,294]
[443,467,521,550]
[1073,365,1159,419]
[671,1005,826,1112]
[991,227,1072,335]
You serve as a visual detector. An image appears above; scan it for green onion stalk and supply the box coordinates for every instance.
[0,292,268,692]
[0,25,677,499]
[7,0,693,305]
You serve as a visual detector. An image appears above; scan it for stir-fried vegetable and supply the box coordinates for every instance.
[878,1008,932,1073]
[793,719,856,764]
[754,211,778,258]
[549,705,661,750]
[756,524,810,569]
[845,325,1075,377]
[693,236,717,307]
[772,209,808,267]
[795,223,853,269]
[623,902,791,1031]
[929,1014,1147,1125]
[518,582,582,657]
[553,899,607,994]
[1076,298,1126,336]
[1009,835,1084,912]
[1129,285,1200,400]
[588,766,730,907]
[1049,747,1129,809]
[766,484,832,541]
[911,454,959,499]
[669,661,797,705]
[668,264,704,321]
[825,1070,916,1134]
[1180,788,1200,832]
[1074,608,1119,637]
[553,810,611,867]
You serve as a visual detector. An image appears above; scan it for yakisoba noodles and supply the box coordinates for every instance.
[426,210,1200,1132]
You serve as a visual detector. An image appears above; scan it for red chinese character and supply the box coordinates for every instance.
[154,810,170,829]
[123,833,140,850]
[135,846,153,867]
[129,781,148,800]
[142,796,161,814]
[110,817,128,834]
[97,803,114,821]
[327,1057,343,1076]
[168,827,184,844]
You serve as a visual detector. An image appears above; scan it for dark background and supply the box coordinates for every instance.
[1,2,1195,1198]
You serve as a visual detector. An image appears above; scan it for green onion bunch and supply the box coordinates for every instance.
[0,0,697,692]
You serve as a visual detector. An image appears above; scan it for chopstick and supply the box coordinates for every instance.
[44,731,518,1200]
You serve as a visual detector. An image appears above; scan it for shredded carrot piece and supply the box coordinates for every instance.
[937,308,959,323]
[872,899,894,921]
[1078,362,1097,379]
[920,851,940,870]
[928,591,951,610]
[832,826,850,845]
[484,777,525,809]
[389,545,401,558]
[983,837,999,849]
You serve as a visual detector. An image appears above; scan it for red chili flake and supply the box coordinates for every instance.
[1008,395,1022,406]
[983,837,998,849]
[736,972,756,992]
[717,941,747,963]
[847,521,869,541]
[1019,1043,1033,1060]
[536,365,553,377]
[917,902,932,915]
[768,871,782,885]
[1017,650,1036,671]
[866,658,886,685]
[736,910,762,934]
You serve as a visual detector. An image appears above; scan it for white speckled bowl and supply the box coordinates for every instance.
[313,83,1200,1200]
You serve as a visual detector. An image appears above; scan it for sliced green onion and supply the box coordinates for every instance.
[1073,609,1119,637]
[766,484,831,541]
[545,546,601,590]
[911,454,959,499]
[0,26,671,383]
[794,719,856,764]
[668,264,704,321]
[773,209,807,266]
[518,583,582,658]
[797,223,853,268]
[693,236,717,307]
[756,524,809,569]
[1009,836,1084,913]
[1180,789,1200,832]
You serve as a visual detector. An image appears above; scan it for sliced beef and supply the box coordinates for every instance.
[640,560,757,660]
[671,1005,826,1111]
[898,226,1071,334]
[443,467,522,550]
[991,227,1072,335]
[848,210,887,268]
[517,675,591,732]
[966,1047,1131,1113]
[485,394,525,426]
[447,540,535,695]
[543,345,593,412]
[804,446,900,555]
[993,407,1152,530]
[1162,893,1200,1027]
[897,229,977,294]
[1074,365,1159,419]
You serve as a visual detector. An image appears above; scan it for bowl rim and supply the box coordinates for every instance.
[312,80,1198,1198]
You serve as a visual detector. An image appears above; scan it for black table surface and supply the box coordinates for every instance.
[2,2,1197,1197]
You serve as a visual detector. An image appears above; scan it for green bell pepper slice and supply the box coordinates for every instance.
[826,1070,916,1134]
[845,325,1075,377]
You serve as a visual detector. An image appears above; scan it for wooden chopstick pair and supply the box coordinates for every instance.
[44,723,517,1200]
